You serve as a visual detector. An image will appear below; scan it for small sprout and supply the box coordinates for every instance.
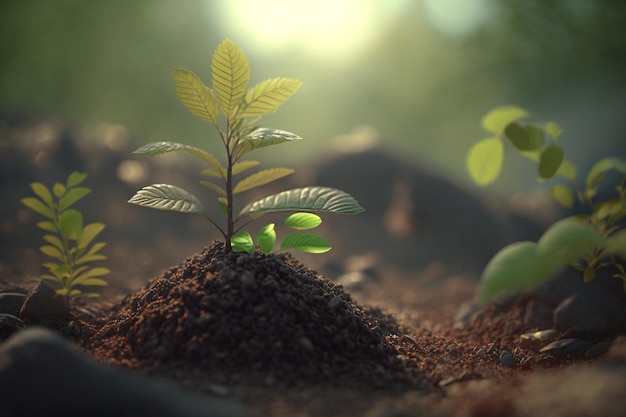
[21,172,110,301]
[128,39,364,254]
[468,106,626,302]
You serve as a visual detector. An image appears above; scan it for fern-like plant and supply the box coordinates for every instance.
[21,172,110,300]
[467,106,626,303]
[128,39,365,254]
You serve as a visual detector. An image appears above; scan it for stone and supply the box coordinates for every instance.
[0,328,254,417]
[18,280,69,320]
[0,292,26,316]
[500,350,516,367]
[0,314,24,341]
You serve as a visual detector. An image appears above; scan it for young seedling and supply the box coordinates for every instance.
[128,40,364,254]
[467,106,626,302]
[21,171,110,300]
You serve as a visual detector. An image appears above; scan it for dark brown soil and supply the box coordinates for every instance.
[70,241,595,417]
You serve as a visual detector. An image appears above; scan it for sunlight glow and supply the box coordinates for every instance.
[422,0,494,36]
[211,0,408,64]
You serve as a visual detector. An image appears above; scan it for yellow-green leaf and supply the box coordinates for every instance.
[30,182,54,206]
[40,245,65,261]
[74,277,109,287]
[211,39,250,118]
[58,186,91,211]
[466,137,503,186]
[280,233,331,254]
[36,221,57,233]
[556,160,576,181]
[72,267,111,286]
[66,171,87,188]
[201,168,226,179]
[53,182,66,198]
[22,197,55,219]
[172,68,220,124]
[199,180,226,196]
[134,142,225,173]
[75,253,107,265]
[240,78,302,117]
[550,185,574,208]
[481,106,529,134]
[232,160,260,175]
[233,168,294,194]
[43,234,64,252]
[78,222,105,249]
[546,121,563,139]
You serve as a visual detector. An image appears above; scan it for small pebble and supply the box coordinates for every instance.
[327,296,342,309]
[500,350,516,367]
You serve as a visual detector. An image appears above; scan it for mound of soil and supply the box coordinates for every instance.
[86,242,429,393]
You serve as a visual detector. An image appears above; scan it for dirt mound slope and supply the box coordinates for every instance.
[87,242,429,392]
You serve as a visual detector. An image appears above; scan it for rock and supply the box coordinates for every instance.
[0,327,254,417]
[18,280,69,320]
[499,350,516,367]
[0,314,24,341]
[0,292,26,316]
[553,280,626,337]
[519,329,558,349]
[539,338,595,358]
[516,364,626,417]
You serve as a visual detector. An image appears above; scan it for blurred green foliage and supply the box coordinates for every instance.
[1,1,624,196]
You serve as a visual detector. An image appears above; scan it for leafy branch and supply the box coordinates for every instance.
[21,172,110,300]
[466,106,626,302]
[128,40,364,253]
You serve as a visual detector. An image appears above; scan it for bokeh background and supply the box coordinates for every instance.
[2,0,624,195]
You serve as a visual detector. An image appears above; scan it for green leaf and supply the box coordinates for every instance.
[128,184,206,214]
[478,241,564,304]
[58,186,91,211]
[537,217,604,264]
[21,197,55,219]
[240,187,365,216]
[172,68,220,124]
[40,245,65,262]
[231,231,254,254]
[466,137,503,186]
[550,185,574,208]
[66,171,87,188]
[545,121,563,139]
[257,223,276,254]
[217,197,228,217]
[199,181,226,196]
[232,160,261,175]
[605,229,626,259]
[30,182,54,207]
[284,212,322,230]
[59,209,83,240]
[504,122,545,151]
[36,221,58,233]
[586,157,626,190]
[237,128,302,156]
[538,144,564,179]
[78,222,105,249]
[233,167,294,194]
[481,106,529,134]
[280,233,331,254]
[240,78,303,117]
[211,39,250,118]
[52,183,66,198]
[134,142,225,173]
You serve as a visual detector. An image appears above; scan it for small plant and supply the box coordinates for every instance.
[467,106,626,303]
[21,171,110,300]
[128,39,365,254]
